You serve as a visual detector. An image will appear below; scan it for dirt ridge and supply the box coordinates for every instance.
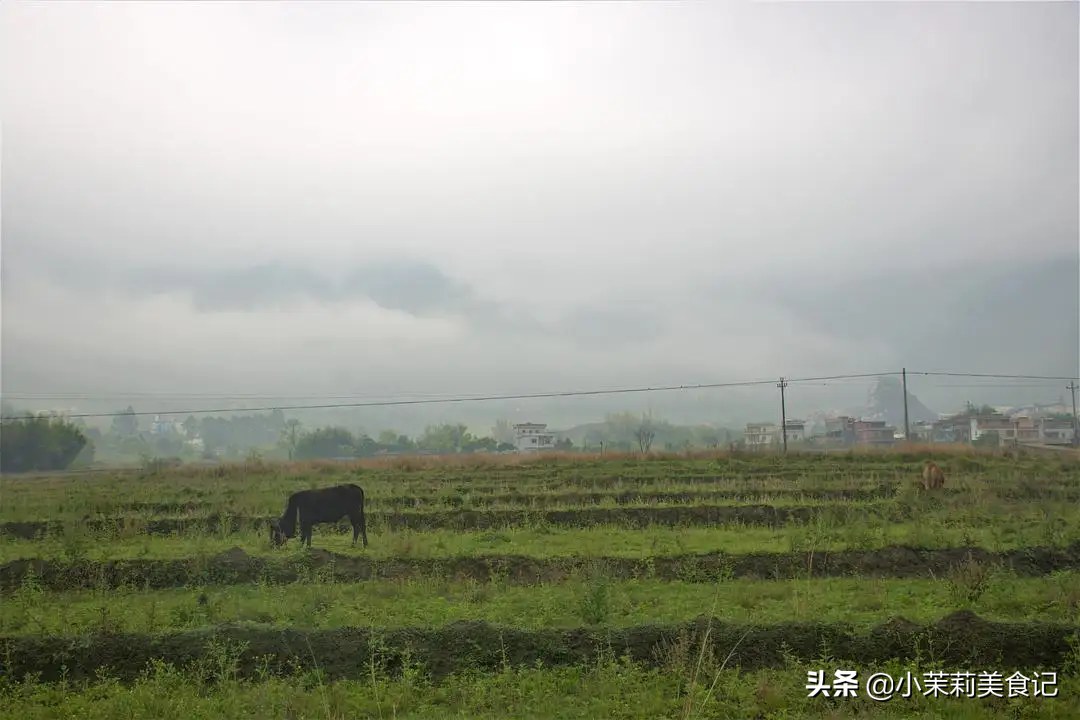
[12,483,1077,522]
[0,503,913,540]
[0,489,899,522]
[5,542,1080,593]
[0,612,1072,684]
[109,487,905,515]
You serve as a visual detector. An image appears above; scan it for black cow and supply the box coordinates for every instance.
[269,483,369,549]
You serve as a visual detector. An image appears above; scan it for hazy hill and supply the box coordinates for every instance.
[852,376,939,427]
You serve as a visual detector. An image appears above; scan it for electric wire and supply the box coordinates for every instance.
[3,368,1077,420]
[7,371,900,419]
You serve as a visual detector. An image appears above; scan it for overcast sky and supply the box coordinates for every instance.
[2,1,1077,422]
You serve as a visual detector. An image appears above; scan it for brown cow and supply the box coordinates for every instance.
[921,461,945,491]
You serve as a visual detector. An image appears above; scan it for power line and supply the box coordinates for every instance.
[797,381,1070,389]
[4,369,1077,421]
[4,371,902,420]
[9,370,1077,402]
[0,391,478,402]
[909,371,1080,381]
[912,383,1075,389]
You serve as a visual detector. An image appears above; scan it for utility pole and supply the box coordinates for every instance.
[902,367,910,443]
[898,369,907,442]
[777,377,789,454]
[1068,381,1079,447]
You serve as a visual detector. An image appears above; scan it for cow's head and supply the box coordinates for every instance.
[268,518,288,547]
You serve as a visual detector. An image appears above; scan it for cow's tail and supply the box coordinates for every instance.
[348,483,366,512]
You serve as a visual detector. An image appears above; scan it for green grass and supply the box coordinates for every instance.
[1,479,905,522]
[5,450,1080,718]
[7,572,1080,637]
[3,450,1075,522]
[1,495,904,525]
[5,656,1080,719]
[5,503,1079,563]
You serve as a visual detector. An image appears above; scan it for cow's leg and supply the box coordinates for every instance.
[348,513,360,546]
[359,510,368,548]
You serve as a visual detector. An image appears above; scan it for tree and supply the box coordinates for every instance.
[182,415,200,439]
[694,427,721,449]
[354,433,378,457]
[295,426,357,460]
[153,433,184,457]
[419,423,470,453]
[462,435,498,453]
[583,427,606,449]
[960,401,997,418]
[280,418,303,460]
[491,419,515,445]
[199,417,230,453]
[1,412,91,473]
[369,430,417,454]
[110,406,138,437]
[634,414,656,454]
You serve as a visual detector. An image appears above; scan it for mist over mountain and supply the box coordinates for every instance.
[11,361,1068,442]
[2,2,1076,441]
[850,376,939,427]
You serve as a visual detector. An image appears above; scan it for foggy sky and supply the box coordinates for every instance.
[2,1,1077,427]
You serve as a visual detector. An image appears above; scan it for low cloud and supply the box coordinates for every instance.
[2,1,1076,425]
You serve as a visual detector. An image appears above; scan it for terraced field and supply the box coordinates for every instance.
[3,448,1080,718]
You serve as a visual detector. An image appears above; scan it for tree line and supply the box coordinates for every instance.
[1,401,737,473]
[287,423,528,460]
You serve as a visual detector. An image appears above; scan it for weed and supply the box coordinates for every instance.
[578,574,613,626]
[946,554,997,607]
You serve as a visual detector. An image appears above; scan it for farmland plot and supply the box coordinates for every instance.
[3,449,1080,718]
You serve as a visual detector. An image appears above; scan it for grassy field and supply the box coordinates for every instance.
[3,446,1080,718]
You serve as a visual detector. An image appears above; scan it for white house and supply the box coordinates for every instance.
[784,420,807,443]
[1040,418,1077,445]
[150,415,182,436]
[969,415,1016,444]
[745,420,805,449]
[745,423,780,449]
[512,422,555,452]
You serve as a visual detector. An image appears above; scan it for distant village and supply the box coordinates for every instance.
[11,387,1076,465]
[744,400,1077,451]
[435,402,1079,456]
[500,405,1077,455]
